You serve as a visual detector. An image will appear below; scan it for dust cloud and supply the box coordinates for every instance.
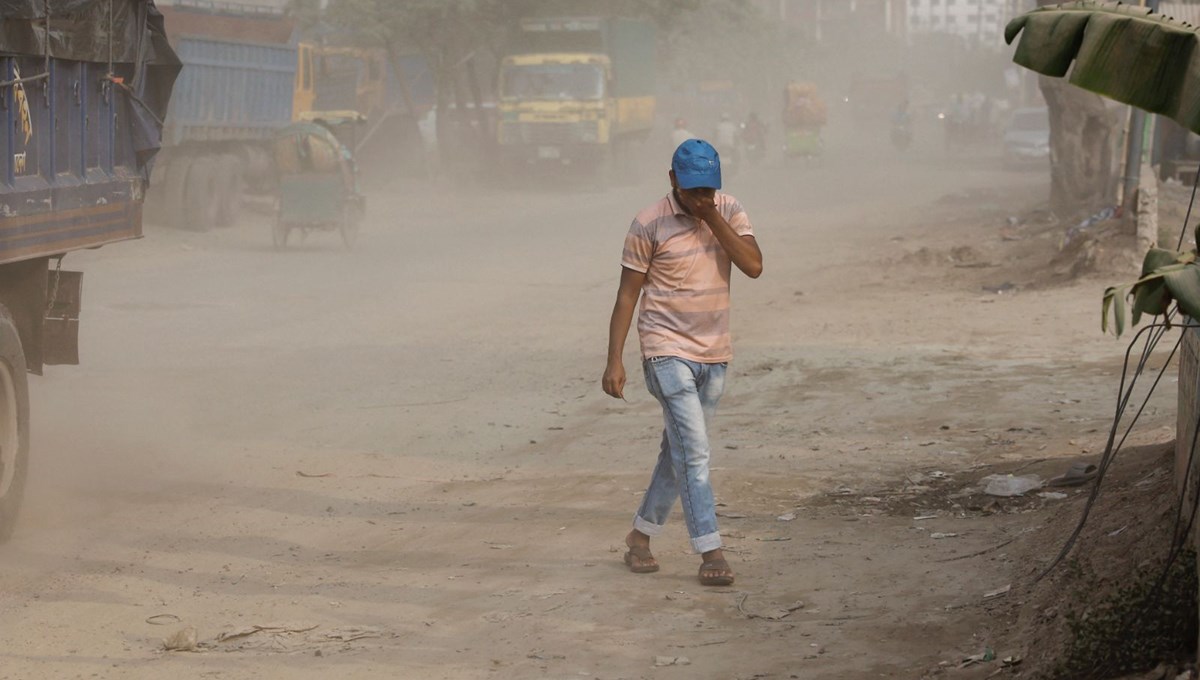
[3,3,1160,680]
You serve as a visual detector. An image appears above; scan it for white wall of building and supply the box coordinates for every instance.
[907,0,1022,46]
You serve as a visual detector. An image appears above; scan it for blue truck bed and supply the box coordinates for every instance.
[162,35,295,146]
[0,0,179,265]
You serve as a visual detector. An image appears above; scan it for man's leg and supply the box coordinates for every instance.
[694,362,732,584]
[644,358,725,569]
[626,430,676,572]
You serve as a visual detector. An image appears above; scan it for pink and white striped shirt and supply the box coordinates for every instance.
[621,192,754,363]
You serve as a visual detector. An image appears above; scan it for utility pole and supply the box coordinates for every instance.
[1122,0,1160,212]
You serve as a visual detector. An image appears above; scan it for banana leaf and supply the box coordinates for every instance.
[1005,2,1200,134]
[1103,247,1200,335]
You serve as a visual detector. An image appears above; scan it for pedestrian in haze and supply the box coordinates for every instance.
[602,139,763,586]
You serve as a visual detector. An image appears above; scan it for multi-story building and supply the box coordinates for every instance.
[906,0,1033,47]
[753,0,908,44]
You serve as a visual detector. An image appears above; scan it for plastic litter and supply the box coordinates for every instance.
[981,474,1043,497]
[983,584,1011,599]
[960,648,996,667]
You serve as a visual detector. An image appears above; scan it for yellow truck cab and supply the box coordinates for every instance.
[497,17,655,172]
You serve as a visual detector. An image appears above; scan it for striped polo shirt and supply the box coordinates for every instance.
[621,192,755,363]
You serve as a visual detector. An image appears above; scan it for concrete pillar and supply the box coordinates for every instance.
[1136,161,1160,258]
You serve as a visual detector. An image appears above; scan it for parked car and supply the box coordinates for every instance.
[1003,107,1050,167]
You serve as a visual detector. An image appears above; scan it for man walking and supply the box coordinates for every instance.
[602,139,763,586]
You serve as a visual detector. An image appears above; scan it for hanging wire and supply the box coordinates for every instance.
[1036,131,1200,581]
[107,0,114,77]
[1036,319,1186,580]
[42,0,49,82]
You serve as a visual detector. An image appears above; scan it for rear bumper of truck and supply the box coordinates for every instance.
[499,142,608,167]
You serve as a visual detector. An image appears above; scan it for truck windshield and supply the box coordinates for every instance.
[500,63,604,101]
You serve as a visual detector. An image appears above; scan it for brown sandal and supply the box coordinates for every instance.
[623,545,660,574]
[699,558,734,586]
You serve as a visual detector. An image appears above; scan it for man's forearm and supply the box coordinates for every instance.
[607,297,637,363]
[703,212,763,278]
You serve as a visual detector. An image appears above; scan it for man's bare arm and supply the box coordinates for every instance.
[678,193,763,278]
[603,267,647,399]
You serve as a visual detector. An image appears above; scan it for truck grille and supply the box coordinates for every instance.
[501,121,594,145]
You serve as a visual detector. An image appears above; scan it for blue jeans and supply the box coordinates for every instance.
[633,356,727,554]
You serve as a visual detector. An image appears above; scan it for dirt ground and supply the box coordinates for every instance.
[0,133,1182,679]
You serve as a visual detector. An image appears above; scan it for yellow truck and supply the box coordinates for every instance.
[497,17,656,174]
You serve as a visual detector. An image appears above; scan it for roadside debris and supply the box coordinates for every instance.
[1047,462,1098,487]
[776,512,797,521]
[981,474,1043,497]
[982,282,1018,295]
[930,532,959,539]
[960,648,996,667]
[1064,205,1121,246]
[655,655,691,666]
[163,627,199,652]
[736,594,806,621]
[983,584,1011,600]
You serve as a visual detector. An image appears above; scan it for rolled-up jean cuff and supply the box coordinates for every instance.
[691,531,723,554]
[634,516,665,536]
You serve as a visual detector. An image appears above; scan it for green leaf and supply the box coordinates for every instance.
[1007,2,1200,135]
[1131,278,1169,326]
[1163,264,1200,320]
[1113,285,1126,337]
[1142,248,1192,276]
[1103,284,1132,335]
[1102,286,1116,334]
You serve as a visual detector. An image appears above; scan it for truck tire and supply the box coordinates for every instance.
[161,156,193,230]
[184,157,220,232]
[214,154,244,228]
[0,306,31,543]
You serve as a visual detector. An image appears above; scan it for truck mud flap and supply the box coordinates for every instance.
[43,270,82,366]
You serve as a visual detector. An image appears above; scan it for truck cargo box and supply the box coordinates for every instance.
[157,1,296,146]
[0,0,180,264]
[163,35,295,145]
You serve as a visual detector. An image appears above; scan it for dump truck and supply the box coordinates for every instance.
[149,2,433,230]
[497,17,656,173]
[150,0,296,231]
[0,0,180,541]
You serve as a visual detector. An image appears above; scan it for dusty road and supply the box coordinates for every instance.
[0,136,1176,679]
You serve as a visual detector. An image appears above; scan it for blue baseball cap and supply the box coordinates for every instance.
[672,139,722,190]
